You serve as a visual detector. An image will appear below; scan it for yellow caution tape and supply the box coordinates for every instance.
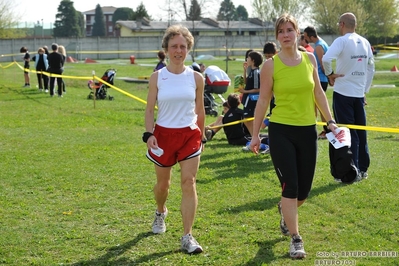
[6,61,399,131]
[209,117,399,134]
[12,61,155,108]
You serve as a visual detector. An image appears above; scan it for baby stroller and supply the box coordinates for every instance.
[87,69,116,100]
[203,66,230,116]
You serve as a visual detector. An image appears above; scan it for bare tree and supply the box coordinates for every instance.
[252,0,308,43]
[252,0,274,42]
[0,0,24,38]
[160,0,217,61]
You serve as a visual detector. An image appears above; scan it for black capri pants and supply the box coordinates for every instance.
[269,122,317,200]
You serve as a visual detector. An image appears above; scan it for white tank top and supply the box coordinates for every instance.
[156,67,198,128]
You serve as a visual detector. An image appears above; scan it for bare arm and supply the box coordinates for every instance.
[315,45,325,74]
[194,72,206,140]
[144,72,159,149]
[309,53,337,132]
[250,59,274,153]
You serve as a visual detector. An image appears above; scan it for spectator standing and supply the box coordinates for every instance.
[303,26,330,139]
[47,43,65,97]
[144,24,205,254]
[263,42,278,115]
[153,50,167,72]
[242,49,254,85]
[322,12,375,181]
[20,46,30,87]
[31,48,49,93]
[239,51,263,137]
[57,45,67,94]
[249,13,337,259]
[299,34,314,53]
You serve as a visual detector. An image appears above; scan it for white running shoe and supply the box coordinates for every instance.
[181,234,203,254]
[242,145,250,151]
[289,234,306,259]
[260,147,270,154]
[152,208,168,234]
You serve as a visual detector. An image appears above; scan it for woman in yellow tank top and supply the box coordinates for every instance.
[249,14,338,259]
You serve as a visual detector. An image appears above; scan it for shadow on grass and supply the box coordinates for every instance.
[242,237,288,265]
[374,135,399,141]
[199,139,275,184]
[70,231,177,265]
[219,182,342,214]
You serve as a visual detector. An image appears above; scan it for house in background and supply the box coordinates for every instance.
[81,5,272,38]
[82,6,117,37]
[115,17,273,37]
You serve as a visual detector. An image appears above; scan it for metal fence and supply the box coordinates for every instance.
[0,34,338,62]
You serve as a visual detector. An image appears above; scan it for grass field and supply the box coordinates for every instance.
[1,54,399,266]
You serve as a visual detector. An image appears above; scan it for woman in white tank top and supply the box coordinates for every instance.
[143,24,206,254]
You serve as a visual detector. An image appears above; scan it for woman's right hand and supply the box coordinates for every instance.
[146,135,158,149]
[249,136,261,155]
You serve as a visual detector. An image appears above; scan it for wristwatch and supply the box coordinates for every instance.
[326,120,336,126]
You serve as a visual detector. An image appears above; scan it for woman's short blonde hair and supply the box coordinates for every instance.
[161,24,194,52]
[275,13,299,39]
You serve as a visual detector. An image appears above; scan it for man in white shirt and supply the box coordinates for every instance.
[322,12,375,181]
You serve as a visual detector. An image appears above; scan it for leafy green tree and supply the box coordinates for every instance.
[236,5,248,20]
[112,7,135,25]
[133,2,151,20]
[310,0,367,35]
[92,4,106,37]
[187,0,201,20]
[269,0,304,22]
[361,0,399,41]
[217,0,237,21]
[53,0,81,37]
[252,0,308,31]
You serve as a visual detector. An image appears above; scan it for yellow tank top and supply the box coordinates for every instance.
[270,52,316,126]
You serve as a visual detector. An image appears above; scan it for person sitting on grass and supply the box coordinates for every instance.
[206,93,270,152]
[205,101,229,140]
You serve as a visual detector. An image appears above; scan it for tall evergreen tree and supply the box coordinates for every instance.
[112,7,135,25]
[134,2,151,20]
[187,0,201,20]
[236,5,248,20]
[92,4,106,37]
[53,0,81,37]
[217,0,237,21]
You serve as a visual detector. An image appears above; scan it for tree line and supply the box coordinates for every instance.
[1,0,398,43]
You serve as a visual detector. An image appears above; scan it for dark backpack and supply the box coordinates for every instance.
[329,144,358,184]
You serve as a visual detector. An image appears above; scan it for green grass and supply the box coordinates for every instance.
[1,57,399,266]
